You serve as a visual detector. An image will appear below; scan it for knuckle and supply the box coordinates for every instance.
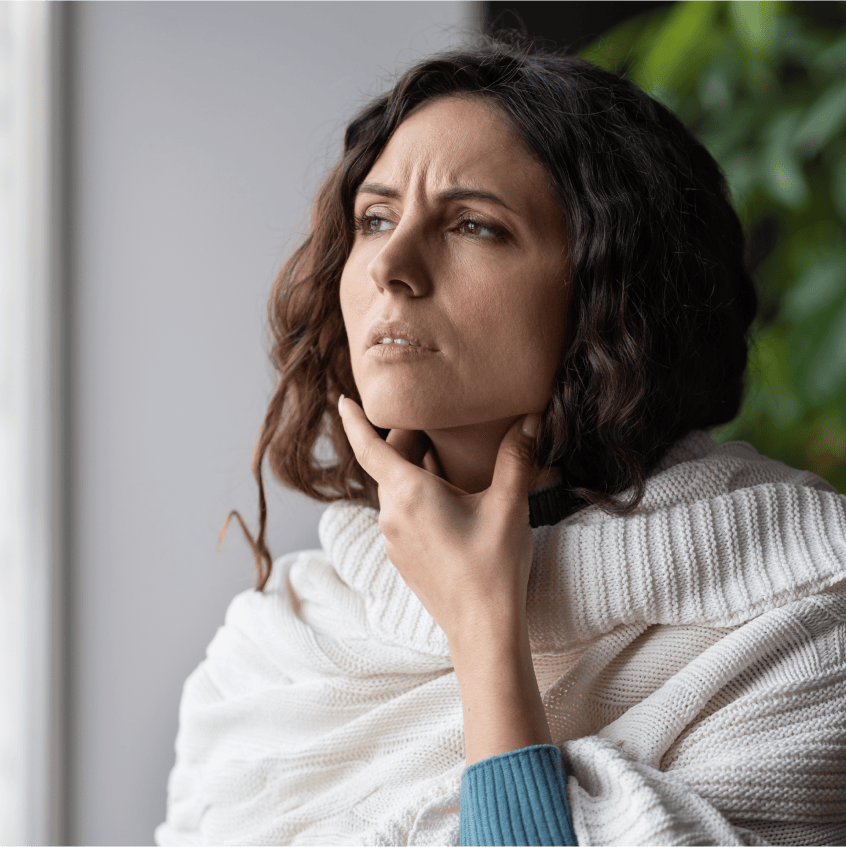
[401,476,428,507]
[359,442,379,471]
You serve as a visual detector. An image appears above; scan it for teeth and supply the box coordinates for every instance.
[378,338,420,346]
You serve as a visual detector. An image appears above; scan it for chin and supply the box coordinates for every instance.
[358,378,468,432]
[362,404,426,432]
[358,393,436,432]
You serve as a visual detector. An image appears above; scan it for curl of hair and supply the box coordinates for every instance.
[223,35,758,591]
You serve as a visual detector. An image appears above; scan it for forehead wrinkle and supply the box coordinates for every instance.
[366,142,509,204]
[369,112,498,199]
[361,99,555,224]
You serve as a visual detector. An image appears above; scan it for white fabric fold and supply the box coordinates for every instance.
[156,432,846,845]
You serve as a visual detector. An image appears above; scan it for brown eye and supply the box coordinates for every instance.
[457,217,506,241]
[354,213,395,236]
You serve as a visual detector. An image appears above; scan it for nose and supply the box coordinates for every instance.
[366,217,432,298]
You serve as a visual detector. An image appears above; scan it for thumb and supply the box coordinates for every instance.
[488,413,541,507]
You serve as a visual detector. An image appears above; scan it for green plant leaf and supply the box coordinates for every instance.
[635,1,720,99]
[698,61,733,111]
[761,108,809,208]
[780,249,846,321]
[766,385,804,427]
[805,298,846,403]
[812,32,846,75]
[581,0,846,485]
[721,150,759,207]
[579,11,656,71]
[793,78,846,157]
[833,150,846,223]
[728,0,783,57]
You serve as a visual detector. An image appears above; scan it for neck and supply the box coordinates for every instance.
[422,416,561,495]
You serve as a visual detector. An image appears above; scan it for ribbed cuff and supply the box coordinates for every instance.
[459,744,578,846]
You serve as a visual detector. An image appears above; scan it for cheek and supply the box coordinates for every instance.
[339,262,366,328]
[485,274,567,374]
[533,285,568,355]
[456,297,540,388]
[493,275,560,333]
[338,267,351,319]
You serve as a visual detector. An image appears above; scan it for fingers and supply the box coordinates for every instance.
[339,395,402,487]
[488,414,541,509]
[340,395,433,489]
[339,394,540,506]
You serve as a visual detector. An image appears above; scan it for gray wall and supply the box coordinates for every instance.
[69,3,474,842]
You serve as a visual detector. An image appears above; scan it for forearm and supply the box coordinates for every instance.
[449,614,552,767]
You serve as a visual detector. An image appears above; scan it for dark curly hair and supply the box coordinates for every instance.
[222,36,758,591]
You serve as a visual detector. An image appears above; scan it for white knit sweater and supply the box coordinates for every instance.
[156,431,846,846]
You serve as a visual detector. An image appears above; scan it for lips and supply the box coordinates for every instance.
[367,321,436,351]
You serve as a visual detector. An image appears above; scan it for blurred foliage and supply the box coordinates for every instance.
[581,1,846,492]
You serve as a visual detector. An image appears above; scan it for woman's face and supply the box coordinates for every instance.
[340,96,570,434]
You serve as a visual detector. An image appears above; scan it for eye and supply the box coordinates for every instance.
[456,217,507,241]
[354,213,395,236]
[353,214,508,241]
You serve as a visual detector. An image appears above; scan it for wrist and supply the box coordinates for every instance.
[447,605,528,663]
[449,620,533,697]
[455,636,551,764]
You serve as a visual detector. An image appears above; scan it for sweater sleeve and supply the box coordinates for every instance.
[459,745,578,846]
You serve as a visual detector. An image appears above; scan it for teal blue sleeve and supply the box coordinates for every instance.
[459,744,578,846]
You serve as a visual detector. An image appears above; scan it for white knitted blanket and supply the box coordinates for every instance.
[156,431,846,846]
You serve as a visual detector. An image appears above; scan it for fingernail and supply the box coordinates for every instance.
[339,394,345,414]
[522,414,539,438]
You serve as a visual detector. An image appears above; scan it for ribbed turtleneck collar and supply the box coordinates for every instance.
[527,430,720,528]
[314,427,845,653]
[528,478,572,528]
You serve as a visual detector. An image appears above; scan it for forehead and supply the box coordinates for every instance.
[363,96,555,211]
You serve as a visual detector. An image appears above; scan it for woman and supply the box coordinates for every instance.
[156,38,846,846]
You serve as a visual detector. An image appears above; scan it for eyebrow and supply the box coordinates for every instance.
[355,182,513,212]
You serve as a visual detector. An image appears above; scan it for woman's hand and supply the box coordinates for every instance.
[338,394,553,764]
[337,394,541,645]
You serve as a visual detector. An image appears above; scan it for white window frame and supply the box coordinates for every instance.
[2,2,66,843]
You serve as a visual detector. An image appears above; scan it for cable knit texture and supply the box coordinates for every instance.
[156,431,846,846]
